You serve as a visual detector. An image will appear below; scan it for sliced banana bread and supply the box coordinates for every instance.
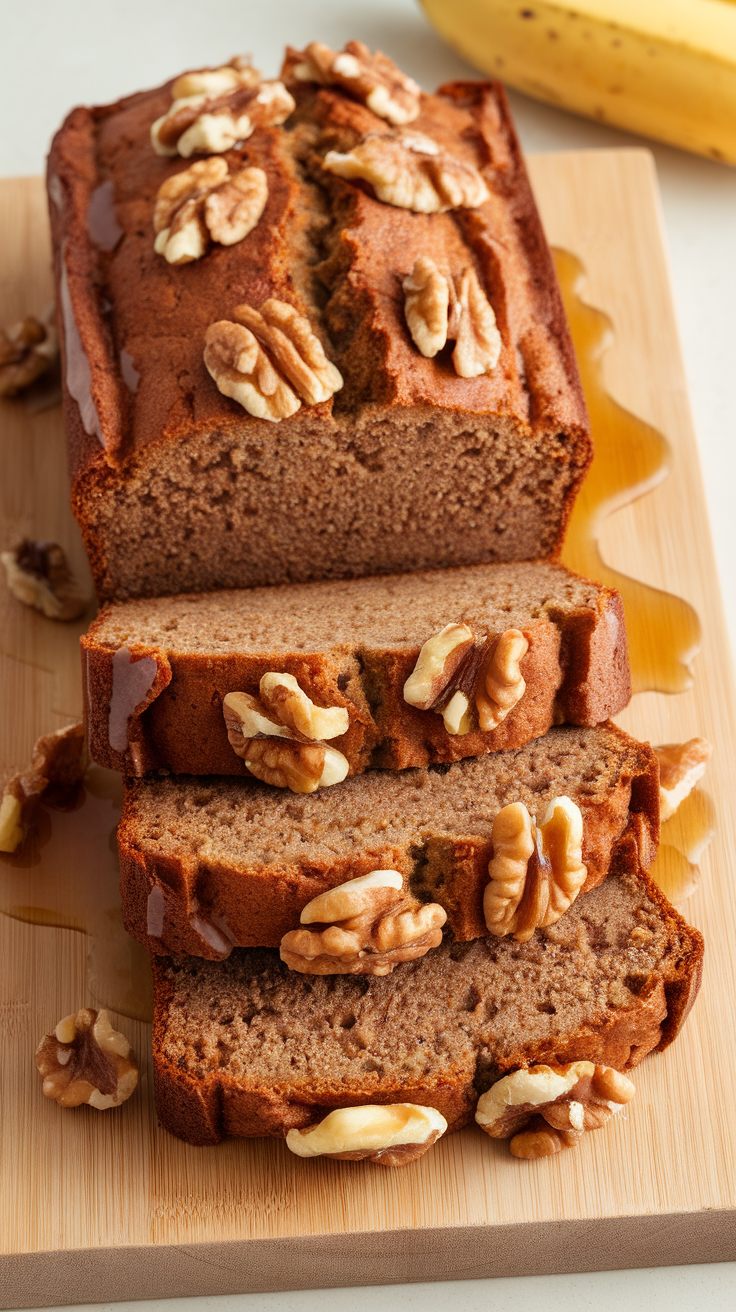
[151,866,702,1146]
[119,723,659,959]
[82,561,629,778]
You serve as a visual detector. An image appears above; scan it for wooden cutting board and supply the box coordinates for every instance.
[1,152,735,1308]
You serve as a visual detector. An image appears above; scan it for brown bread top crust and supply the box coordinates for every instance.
[82,561,630,777]
[151,867,702,1146]
[118,724,659,959]
[46,57,590,600]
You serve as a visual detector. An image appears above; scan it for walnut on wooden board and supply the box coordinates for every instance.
[223,677,349,793]
[292,40,421,125]
[151,57,295,158]
[402,257,502,377]
[0,308,58,397]
[1,538,87,621]
[484,796,587,941]
[0,721,86,853]
[475,1062,635,1158]
[153,157,268,264]
[323,129,490,213]
[280,869,447,975]
[35,1008,139,1109]
[204,299,342,421]
[654,738,712,822]
[286,1102,447,1166]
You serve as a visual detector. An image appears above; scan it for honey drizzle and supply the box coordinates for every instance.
[554,249,701,695]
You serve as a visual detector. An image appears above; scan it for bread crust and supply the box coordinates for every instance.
[150,870,702,1146]
[118,723,659,958]
[81,563,630,777]
[47,63,590,601]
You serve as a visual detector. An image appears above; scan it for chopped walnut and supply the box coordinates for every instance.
[0,721,86,854]
[655,738,712,822]
[151,58,294,157]
[286,1102,447,1166]
[484,796,587,941]
[223,679,350,794]
[403,258,501,377]
[1,538,87,621]
[475,629,528,731]
[292,40,421,126]
[0,309,58,397]
[448,267,502,378]
[475,1062,635,1158]
[403,257,450,358]
[35,1008,139,1109]
[323,130,490,213]
[205,299,342,420]
[280,869,446,975]
[153,158,268,264]
[245,738,348,793]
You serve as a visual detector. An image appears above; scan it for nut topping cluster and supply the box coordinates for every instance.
[223,674,349,793]
[0,309,59,397]
[286,1102,448,1166]
[323,130,490,214]
[291,40,421,125]
[654,737,712,822]
[1,538,87,621]
[280,869,447,976]
[484,796,587,941]
[403,258,502,378]
[204,299,343,421]
[475,1062,635,1158]
[35,1008,139,1110]
[151,58,295,157]
[153,158,268,264]
[403,624,528,736]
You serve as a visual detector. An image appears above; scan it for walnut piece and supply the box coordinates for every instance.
[403,622,478,734]
[484,796,587,941]
[403,258,501,377]
[259,673,349,741]
[292,40,421,126]
[0,309,59,397]
[223,676,349,792]
[475,1062,635,1158]
[244,738,348,792]
[204,299,342,421]
[153,158,268,264]
[151,58,294,157]
[286,1102,447,1166]
[0,721,86,853]
[35,1008,139,1109]
[475,629,528,731]
[280,869,446,975]
[1,538,87,621]
[324,130,490,213]
[655,738,712,822]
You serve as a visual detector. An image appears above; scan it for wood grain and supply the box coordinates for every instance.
[1,154,735,1307]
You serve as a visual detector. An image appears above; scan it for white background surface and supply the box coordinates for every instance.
[1,1,735,1308]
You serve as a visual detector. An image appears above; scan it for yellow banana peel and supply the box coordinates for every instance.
[419,0,736,164]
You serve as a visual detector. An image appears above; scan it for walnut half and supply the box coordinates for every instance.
[286,1103,447,1166]
[1,538,87,621]
[324,130,490,214]
[0,308,59,397]
[223,676,349,793]
[484,796,587,941]
[292,40,421,126]
[655,738,712,822]
[280,869,447,975]
[0,721,86,854]
[153,158,268,265]
[151,58,295,157]
[36,1008,139,1109]
[475,1062,635,1158]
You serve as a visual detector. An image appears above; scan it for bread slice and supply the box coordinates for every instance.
[82,561,629,778]
[151,866,702,1146]
[119,723,659,959]
[48,54,589,602]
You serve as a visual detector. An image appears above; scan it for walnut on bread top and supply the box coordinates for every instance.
[150,57,295,157]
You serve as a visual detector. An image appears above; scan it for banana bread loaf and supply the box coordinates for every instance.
[151,865,702,1145]
[82,561,629,778]
[47,44,589,602]
[118,723,659,959]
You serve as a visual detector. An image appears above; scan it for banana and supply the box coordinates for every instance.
[419,0,736,164]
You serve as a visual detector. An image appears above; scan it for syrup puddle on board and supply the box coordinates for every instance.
[0,766,152,1022]
[0,250,713,1013]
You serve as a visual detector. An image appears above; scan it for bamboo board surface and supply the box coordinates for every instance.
[1,152,735,1307]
